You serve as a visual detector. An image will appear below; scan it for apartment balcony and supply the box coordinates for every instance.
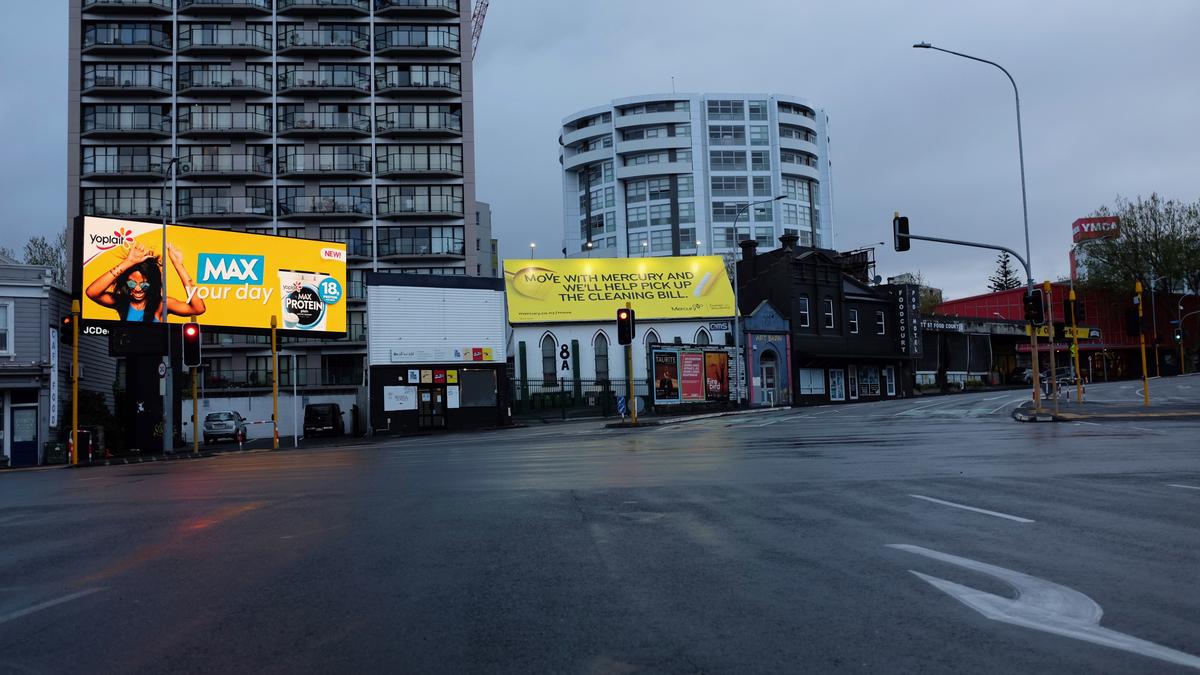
[375,111,462,137]
[178,70,272,95]
[561,146,610,172]
[178,197,275,222]
[375,153,462,179]
[178,28,272,54]
[83,201,165,221]
[374,0,459,18]
[777,111,817,133]
[375,72,460,97]
[343,238,375,260]
[779,135,820,156]
[278,195,372,220]
[203,367,362,391]
[81,26,172,54]
[82,70,172,96]
[780,161,821,181]
[278,112,371,137]
[178,0,273,14]
[177,111,273,137]
[376,195,463,220]
[277,70,371,96]
[81,157,171,180]
[278,29,370,55]
[81,112,171,138]
[277,154,372,178]
[277,0,370,15]
[177,154,273,178]
[374,30,460,57]
[82,0,172,14]
[376,236,465,261]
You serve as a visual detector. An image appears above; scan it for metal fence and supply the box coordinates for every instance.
[511,378,651,418]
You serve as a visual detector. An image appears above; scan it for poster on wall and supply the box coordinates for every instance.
[705,351,730,400]
[653,351,680,403]
[447,386,460,409]
[383,386,418,411]
[680,351,705,401]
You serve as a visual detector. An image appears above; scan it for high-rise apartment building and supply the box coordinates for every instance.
[559,93,832,259]
[68,0,476,392]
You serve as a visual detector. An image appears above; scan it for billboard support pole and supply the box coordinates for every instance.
[271,315,280,449]
[71,300,80,465]
[626,302,636,427]
[161,157,178,456]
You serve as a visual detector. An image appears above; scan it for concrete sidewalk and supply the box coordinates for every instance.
[1013,400,1200,422]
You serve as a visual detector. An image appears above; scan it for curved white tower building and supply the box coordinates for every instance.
[559,93,832,258]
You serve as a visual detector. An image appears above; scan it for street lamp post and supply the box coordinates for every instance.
[914,42,1039,404]
[529,242,536,259]
[161,156,179,455]
[730,195,786,406]
[1147,274,1166,376]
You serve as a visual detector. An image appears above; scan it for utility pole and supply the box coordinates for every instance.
[1044,281,1059,416]
[1135,281,1150,407]
[1069,288,1083,402]
[271,314,280,449]
[70,300,80,465]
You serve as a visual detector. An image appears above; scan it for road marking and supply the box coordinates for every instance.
[909,494,1035,523]
[1131,426,1156,433]
[755,418,785,427]
[982,394,1009,401]
[889,544,1200,671]
[987,397,1028,414]
[0,588,107,626]
[1074,421,1102,426]
[1167,484,1200,491]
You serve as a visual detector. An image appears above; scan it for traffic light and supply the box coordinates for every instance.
[1023,289,1045,325]
[616,307,636,345]
[1063,297,1085,322]
[60,314,75,344]
[892,215,910,252]
[1125,308,1142,338]
[1176,328,1185,343]
[182,322,202,367]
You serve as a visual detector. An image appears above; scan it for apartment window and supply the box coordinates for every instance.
[646,178,672,200]
[650,229,673,253]
[375,64,460,91]
[780,125,816,142]
[676,175,693,198]
[708,125,745,146]
[626,206,647,229]
[709,151,746,171]
[749,125,769,146]
[749,100,768,120]
[782,177,812,203]
[247,356,272,387]
[375,24,460,51]
[618,100,687,115]
[674,123,691,137]
[782,203,799,225]
[349,311,367,342]
[752,202,773,221]
[876,310,886,335]
[751,150,771,171]
[82,188,163,218]
[0,302,11,354]
[82,146,170,175]
[678,202,695,223]
[627,231,649,253]
[752,176,772,197]
[625,180,646,203]
[711,202,743,223]
[823,298,835,329]
[782,149,817,167]
[649,204,672,227]
[849,308,859,334]
[603,161,614,182]
[799,368,825,396]
[754,226,773,246]
[779,102,816,118]
[707,100,744,120]
[798,296,810,327]
[680,228,696,247]
[711,176,747,197]
[377,185,463,215]
[594,332,610,382]
[624,151,672,166]
[713,228,737,248]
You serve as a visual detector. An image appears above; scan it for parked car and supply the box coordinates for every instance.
[304,403,344,437]
[204,411,247,444]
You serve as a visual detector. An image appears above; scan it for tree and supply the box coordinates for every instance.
[987,252,1022,291]
[1080,194,1200,294]
[22,227,69,287]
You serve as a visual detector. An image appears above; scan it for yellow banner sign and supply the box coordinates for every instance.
[79,216,347,333]
[504,256,735,323]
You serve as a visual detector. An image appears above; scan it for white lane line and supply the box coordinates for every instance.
[0,588,107,626]
[755,418,784,427]
[909,494,1035,523]
[987,397,1028,414]
[1130,426,1156,433]
[1074,421,1102,426]
[892,398,967,417]
[1167,484,1200,491]
[981,394,1009,401]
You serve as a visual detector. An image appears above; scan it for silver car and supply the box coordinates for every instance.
[203,411,247,444]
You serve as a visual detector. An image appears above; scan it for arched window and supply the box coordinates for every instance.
[540,333,557,385]
[644,328,660,346]
[593,332,610,383]
[695,328,711,345]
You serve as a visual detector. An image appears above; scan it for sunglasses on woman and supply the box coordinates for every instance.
[126,280,152,290]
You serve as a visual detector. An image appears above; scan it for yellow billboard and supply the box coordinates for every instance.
[504,256,735,323]
[78,216,347,334]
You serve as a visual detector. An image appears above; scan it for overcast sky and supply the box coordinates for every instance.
[3,0,1197,298]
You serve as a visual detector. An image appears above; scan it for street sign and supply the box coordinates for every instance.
[616,396,627,416]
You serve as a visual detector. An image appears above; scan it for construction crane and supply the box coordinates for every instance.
[470,0,489,61]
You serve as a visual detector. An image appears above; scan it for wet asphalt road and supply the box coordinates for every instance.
[1,378,1198,674]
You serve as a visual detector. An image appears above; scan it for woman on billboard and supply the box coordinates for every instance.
[85,241,206,322]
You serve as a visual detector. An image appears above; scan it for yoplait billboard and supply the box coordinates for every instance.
[78,216,347,334]
[503,256,736,323]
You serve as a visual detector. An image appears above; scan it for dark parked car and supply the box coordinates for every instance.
[304,403,344,437]
[204,411,247,444]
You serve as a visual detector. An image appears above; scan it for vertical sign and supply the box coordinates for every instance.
[680,351,705,401]
[893,284,923,358]
[653,351,680,403]
[704,351,730,400]
[49,328,59,428]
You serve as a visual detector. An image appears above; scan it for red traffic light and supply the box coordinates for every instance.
[184,324,198,337]
[617,310,629,320]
